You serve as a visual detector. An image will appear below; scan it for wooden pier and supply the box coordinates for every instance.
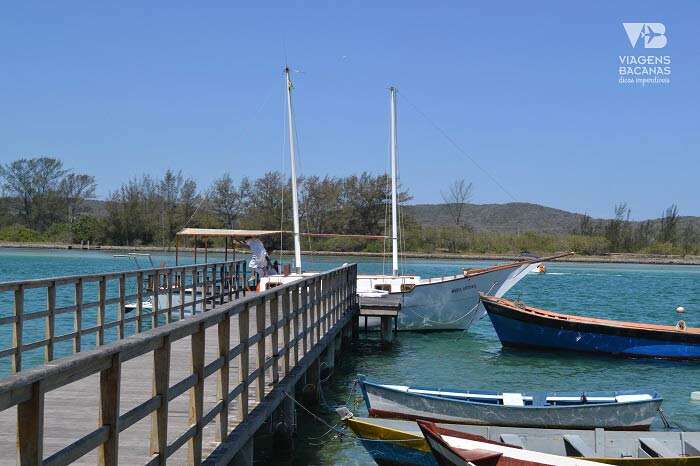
[0,262,359,465]
[359,295,401,345]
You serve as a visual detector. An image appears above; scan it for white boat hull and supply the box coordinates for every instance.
[358,262,538,331]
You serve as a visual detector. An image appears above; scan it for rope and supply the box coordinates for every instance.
[401,280,498,325]
[397,90,518,202]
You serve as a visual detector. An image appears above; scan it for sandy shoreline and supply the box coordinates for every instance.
[2,241,700,266]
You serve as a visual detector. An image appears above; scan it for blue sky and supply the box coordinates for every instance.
[1,2,698,219]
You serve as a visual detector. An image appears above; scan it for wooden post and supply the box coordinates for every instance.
[307,280,316,348]
[179,269,186,320]
[242,262,247,297]
[98,354,121,466]
[17,380,44,465]
[282,289,291,376]
[217,313,231,442]
[12,285,24,373]
[118,274,126,339]
[209,265,216,309]
[301,284,308,357]
[219,265,225,305]
[314,279,321,344]
[269,292,280,384]
[175,235,179,265]
[255,298,266,402]
[136,272,144,333]
[227,264,233,301]
[321,276,328,337]
[188,324,205,465]
[235,262,240,299]
[74,279,83,354]
[202,265,209,312]
[238,303,250,421]
[292,286,300,365]
[97,277,106,346]
[152,272,160,328]
[150,336,171,464]
[167,270,173,323]
[191,268,198,316]
[45,282,56,362]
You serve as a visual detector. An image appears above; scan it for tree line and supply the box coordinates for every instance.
[1,157,698,256]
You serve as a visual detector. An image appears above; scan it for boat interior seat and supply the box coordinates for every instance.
[615,394,653,403]
[502,393,525,406]
[639,438,674,457]
[563,435,596,457]
[532,392,548,406]
[499,434,524,449]
[684,439,700,456]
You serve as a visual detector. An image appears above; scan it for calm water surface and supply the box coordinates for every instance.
[1,249,699,465]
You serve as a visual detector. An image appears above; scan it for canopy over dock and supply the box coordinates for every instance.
[175,228,388,265]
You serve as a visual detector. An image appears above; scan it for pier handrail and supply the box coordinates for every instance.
[0,263,358,466]
[0,259,248,373]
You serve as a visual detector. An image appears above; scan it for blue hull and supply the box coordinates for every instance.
[358,438,436,466]
[484,300,700,360]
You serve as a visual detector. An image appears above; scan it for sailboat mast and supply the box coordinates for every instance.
[285,66,302,274]
[389,86,399,276]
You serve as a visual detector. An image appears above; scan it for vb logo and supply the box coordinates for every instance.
[623,23,667,49]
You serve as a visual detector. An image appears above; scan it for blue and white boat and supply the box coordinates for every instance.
[358,376,662,430]
[481,296,700,360]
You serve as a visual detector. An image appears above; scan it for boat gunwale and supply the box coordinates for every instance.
[360,378,662,410]
[481,296,700,338]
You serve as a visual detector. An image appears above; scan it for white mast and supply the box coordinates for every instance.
[389,86,399,276]
[285,66,302,273]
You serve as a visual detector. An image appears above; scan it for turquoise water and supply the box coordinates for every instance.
[1,249,700,465]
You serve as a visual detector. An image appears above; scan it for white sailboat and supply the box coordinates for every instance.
[355,87,565,331]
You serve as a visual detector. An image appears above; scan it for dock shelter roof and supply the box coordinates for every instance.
[176,228,388,239]
[176,228,285,237]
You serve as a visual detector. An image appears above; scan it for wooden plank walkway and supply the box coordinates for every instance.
[0,294,264,464]
[0,265,359,465]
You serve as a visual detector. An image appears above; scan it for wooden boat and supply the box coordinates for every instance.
[339,414,700,466]
[418,420,608,466]
[481,296,700,360]
[358,376,662,430]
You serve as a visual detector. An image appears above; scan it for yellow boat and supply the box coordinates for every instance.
[343,415,700,466]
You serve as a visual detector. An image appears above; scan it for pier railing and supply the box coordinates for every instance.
[0,263,358,465]
[0,259,248,374]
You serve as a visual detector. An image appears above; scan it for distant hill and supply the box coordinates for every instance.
[405,202,700,235]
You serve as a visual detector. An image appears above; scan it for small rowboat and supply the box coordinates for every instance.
[358,376,662,430]
[418,420,607,466]
[481,296,700,360]
[339,413,700,466]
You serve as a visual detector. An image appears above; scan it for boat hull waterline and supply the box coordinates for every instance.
[482,296,700,360]
[358,377,662,430]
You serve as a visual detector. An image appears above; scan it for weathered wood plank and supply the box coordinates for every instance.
[98,354,120,466]
[150,336,170,464]
[16,381,43,466]
[13,285,24,373]
[188,324,205,465]
[45,282,56,362]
